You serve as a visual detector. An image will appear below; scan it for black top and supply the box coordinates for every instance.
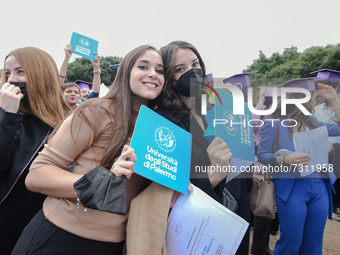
[0,107,51,204]
[155,107,224,203]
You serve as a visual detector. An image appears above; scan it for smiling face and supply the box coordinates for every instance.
[5,55,26,83]
[129,49,164,100]
[173,48,201,82]
[63,85,81,108]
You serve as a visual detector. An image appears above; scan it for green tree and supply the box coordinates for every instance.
[66,56,122,86]
[243,44,340,102]
[244,44,340,82]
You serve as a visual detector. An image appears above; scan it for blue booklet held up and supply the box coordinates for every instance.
[70,32,98,60]
[214,88,255,181]
[130,105,192,194]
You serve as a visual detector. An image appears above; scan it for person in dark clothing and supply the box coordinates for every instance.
[0,46,70,254]
[156,41,232,203]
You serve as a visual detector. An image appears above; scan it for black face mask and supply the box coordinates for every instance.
[10,82,27,97]
[173,68,204,97]
[10,82,30,108]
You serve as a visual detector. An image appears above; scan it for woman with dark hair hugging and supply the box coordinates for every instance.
[125,41,232,255]
[156,41,232,200]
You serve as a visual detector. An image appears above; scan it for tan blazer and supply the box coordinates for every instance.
[127,182,173,255]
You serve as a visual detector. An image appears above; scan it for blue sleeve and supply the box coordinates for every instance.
[257,119,278,166]
[88,92,99,99]
[311,116,340,136]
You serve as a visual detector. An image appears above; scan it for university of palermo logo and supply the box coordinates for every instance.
[154,127,176,152]
[79,38,90,47]
[223,110,239,136]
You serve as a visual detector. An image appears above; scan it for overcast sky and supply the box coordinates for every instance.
[2,0,340,82]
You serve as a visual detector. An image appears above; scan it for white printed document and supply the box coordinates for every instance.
[293,126,329,176]
[166,185,248,255]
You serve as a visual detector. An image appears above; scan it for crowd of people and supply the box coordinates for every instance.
[0,41,339,255]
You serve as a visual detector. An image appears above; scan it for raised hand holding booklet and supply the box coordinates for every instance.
[130,105,191,194]
[70,32,98,60]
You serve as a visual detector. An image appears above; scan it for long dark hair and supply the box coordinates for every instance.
[270,92,319,138]
[157,41,206,122]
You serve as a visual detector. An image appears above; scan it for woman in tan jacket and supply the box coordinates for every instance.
[12,45,165,255]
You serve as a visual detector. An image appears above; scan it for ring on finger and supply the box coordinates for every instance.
[121,153,130,161]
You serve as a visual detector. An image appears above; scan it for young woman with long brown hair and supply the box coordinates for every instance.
[12,45,165,255]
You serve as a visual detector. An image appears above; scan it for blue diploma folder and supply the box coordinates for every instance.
[130,105,191,194]
[214,88,255,181]
[70,32,98,60]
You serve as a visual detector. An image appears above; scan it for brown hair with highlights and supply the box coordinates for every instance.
[1,47,70,127]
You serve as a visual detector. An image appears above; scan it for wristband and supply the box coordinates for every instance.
[93,70,101,74]
[282,155,286,165]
